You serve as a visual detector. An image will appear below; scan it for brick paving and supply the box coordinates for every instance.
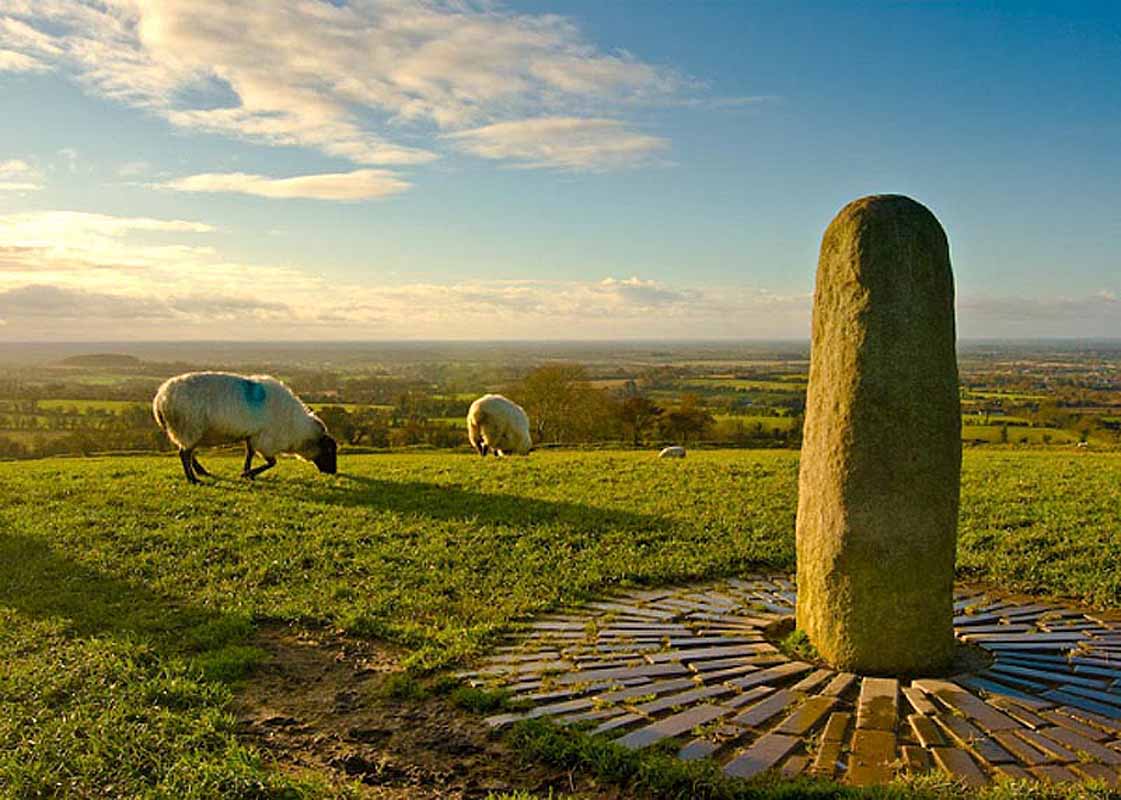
[461,576,1121,786]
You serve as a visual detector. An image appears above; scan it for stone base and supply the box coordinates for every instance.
[462,575,1121,788]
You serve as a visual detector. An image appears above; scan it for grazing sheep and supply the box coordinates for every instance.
[659,445,686,458]
[466,394,532,456]
[153,371,337,484]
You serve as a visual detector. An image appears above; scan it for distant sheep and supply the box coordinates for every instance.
[153,371,337,484]
[467,394,532,456]
[659,445,686,458]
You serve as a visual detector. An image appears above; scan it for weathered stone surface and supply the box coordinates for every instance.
[992,731,1052,766]
[724,733,801,779]
[847,729,897,785]
[856,677,898,730]
[930,747,988,787]
[1030,765,1080,784]
[796,194,960,674]
[994,763,1035,782]
[913,678,1019,731]
[733,690,795,727]
[613,704,730,750]
[901,745,931,773]
[774,696,836,736]
[1038,726,1121,764]
[908,713,944,747]
[1070,763,1121,786]
[822,712,851,742]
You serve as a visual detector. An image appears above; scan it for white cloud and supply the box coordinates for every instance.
[117,160,150,177]
[957,292,1121,338]
[0,284,292,322]
[0,209,1112,340]
[1,1,684,172]
[446,117,668,170]
[56,147,78,173]
[0,159,42,191]
[0,211,216,276]
[0,209,813,339]
[161,168,410,201]
[0,47,48,72]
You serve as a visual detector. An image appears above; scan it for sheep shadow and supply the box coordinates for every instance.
[0,532,234,650]
[287,473,676,535]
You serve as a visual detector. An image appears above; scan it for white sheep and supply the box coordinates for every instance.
[153,371,337,484]
[466,394,532,456]
[659,445,686,458]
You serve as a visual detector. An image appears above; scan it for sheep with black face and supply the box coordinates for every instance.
[153,371,337,484]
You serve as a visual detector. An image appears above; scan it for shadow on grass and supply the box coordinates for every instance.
[285,472,676,535]
[0,532,253,667]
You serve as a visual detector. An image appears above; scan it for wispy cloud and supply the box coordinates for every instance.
[0,159,42,191]
[0,209,812,339]
[0,284,293,323]
[161,169,411,201]
[0,47,47,72]
[446,117,668,170]
[117,160,150,178]
[0,209,1111,339]
[2,1,686,174]
[700,94,780,109]
[957,291,1121,337]
[55,147,78,173]
[0,211,216,277]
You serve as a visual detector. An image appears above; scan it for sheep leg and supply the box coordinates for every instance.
[244,456,277,480]
[241,438,254,476]
[190,454,212,477]
[179,448,200,484]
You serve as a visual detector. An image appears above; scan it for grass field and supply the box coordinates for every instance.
[34,399,147,412]
[962,424,1081,444]
[683,378,807,392]
[4,449,1121,797]
[712,414,797,432]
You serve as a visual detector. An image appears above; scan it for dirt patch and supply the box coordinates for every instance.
[235,623,632,799]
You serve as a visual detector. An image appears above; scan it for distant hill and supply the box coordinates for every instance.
[59,353,141,368]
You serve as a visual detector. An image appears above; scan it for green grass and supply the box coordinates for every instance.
[308,402,395,411]
[713,415,797,431]
[962,414,1033,425]
[962,425,1080,444]
[964,390,1048,401]
[5,449,1121,797]
[684,378,807,392]
[0,429,73,444]
[36,399,146,412]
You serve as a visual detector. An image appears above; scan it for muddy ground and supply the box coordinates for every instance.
[235,624,633,799]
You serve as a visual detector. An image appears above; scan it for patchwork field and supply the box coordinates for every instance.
[3,449,1121,798]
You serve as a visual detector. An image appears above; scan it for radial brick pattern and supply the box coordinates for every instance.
[462,576,1121,787]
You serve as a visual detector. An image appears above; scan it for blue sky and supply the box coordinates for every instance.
[0,1,1118,340]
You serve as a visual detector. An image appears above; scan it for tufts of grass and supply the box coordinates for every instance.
[0,610,330,799]
[450,685,514,713]
[379,671,431,702]
[779,628,820,663]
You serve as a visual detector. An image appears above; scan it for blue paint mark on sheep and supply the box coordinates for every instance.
[242,379,266,408]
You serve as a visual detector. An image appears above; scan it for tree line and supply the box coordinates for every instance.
[0,364,803,459]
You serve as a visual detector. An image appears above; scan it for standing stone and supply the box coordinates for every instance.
[796,194,960,675]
